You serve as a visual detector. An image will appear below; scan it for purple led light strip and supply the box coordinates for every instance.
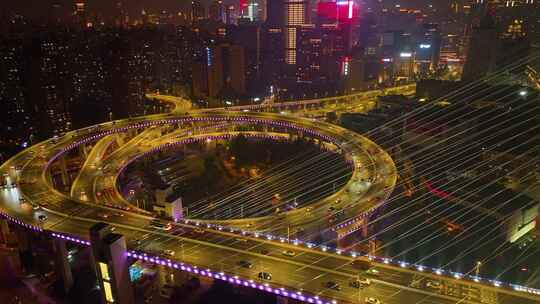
[127,250,337,304]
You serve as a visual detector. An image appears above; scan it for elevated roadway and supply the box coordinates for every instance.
[2,94,540,303]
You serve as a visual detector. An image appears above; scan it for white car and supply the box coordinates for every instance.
[162,249,175,257]
[426,280,442,289]
[366,268,380,276]
[365,297,381,304]
[350,277,371,288]
[282,250,296,257]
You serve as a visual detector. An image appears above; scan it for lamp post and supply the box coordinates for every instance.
[475,261,482,277]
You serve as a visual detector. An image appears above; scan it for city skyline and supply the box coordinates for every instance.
[0,0,539,303]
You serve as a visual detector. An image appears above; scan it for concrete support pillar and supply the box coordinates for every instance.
[78,144,88,158]
[90,223,135,304]
[15,227,31,251]
[45,170,54,187]
[59,156,69,187]
[361,218,369,238]
[14,227,32,274]
[53,239,73,293]
[0,219,10,244]
[127,129,135,139]
[116,134,125,146]
[172,269,191,286]
[157,265,168,288]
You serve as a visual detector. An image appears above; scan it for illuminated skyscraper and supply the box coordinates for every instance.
[316,0,358,24]
[284,0,307,65]
[241,0,266,22]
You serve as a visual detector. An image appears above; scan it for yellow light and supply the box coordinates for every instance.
[103,281,115,303]
[99,262,111,281]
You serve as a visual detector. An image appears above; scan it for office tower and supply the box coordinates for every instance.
[284,0,308,65]
[296,25,320,83]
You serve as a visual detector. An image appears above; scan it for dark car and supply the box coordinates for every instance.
[238,260,253,269]
[325,281,341,291]
[258,272,272,281]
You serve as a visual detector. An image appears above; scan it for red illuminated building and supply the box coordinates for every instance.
[317,0,358,23]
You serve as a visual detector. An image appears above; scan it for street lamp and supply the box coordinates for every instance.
[475,261,482,277]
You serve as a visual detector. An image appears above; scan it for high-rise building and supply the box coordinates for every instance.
[344,47,379,93]
[316,0,358,24]
[192,0,207,22]
[266,0,284,26]
[462,13,498,81]
[224,45,246,96]
[225,5,239,25]
[193,43,246,100]
[261,29,284,91]
[74,2,87,27]
[315,0,356,53]
[414,23,442,74]
[209,0,226,23]
[242,0,267,22]
[69,31,111,129]
[284,0,308,65]
[28,35,73,138]
[231,23,262,93]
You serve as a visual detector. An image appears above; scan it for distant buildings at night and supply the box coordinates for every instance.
[0,0,539,158]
